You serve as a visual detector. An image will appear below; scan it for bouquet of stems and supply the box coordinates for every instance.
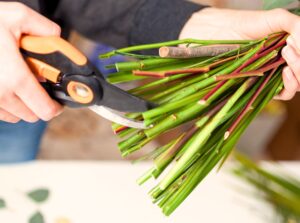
[234,153,300,223]
[100,32,287,216]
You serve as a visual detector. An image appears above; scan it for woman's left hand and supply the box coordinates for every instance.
[180,7,300,100]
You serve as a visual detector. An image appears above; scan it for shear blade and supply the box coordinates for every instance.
[89,105,147,129]
[96,77,156,112]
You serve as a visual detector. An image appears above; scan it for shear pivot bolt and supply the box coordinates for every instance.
[67,81,94,104]
[74,85,90,98]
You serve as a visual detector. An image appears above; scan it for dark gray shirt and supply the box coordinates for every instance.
[5,0,205,48]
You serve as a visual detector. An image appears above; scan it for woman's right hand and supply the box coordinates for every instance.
[0,2,62,123]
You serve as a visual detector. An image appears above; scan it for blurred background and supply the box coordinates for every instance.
[38,0,300,161]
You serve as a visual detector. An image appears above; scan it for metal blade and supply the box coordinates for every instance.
[96,77,156,112]
[89,105,147,129]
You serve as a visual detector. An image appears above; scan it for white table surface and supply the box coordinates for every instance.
[0,161,299,223]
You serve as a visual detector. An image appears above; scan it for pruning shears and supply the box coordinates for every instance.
[19,35,155,129]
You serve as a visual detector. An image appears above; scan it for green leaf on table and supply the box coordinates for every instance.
[29,211,44,223]
[27,188,49,203]
[262,0,297,10]
[0,198,6,209]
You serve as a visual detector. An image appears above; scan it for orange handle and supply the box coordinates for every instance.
[25,57,61,83]
[20,35,98,106]
[20,35,87,66]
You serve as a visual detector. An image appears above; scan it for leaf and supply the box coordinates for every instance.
[262,0,297,10]
[0,198,6,209]
[29,211,44,223]
[27,189,49,203]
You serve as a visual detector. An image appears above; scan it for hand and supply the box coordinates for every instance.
[179,7,300,100]
[0,2,62,123]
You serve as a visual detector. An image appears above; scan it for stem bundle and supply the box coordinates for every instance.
[102,32,287,216]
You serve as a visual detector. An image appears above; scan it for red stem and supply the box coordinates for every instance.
[258,37,286,59]
[224,68,277,140]
[199,80,227,104]
[234,35,286,74]
[243,57,285,74]
[133,67,209,78]
[199,36,286,104]
[216,55,283,83]
[208,52,247,68]
[114,125,129,134]
[263,32,286,48]
[215,72,264,81]
[132,52,247,79]
[198,42,274,104]
[164,67,210,76]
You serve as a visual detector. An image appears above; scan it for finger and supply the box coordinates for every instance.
[274,67,298,100]
[282,45,300,83]
[15,72,63,121]
[14,62,63,121]
[274,88,296,101]
[0,108,20,123]
[0,92,39,123]
[283,66,299,91]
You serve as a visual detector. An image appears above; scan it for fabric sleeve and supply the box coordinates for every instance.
[54,0,206,48]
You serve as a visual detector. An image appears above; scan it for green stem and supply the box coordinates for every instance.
[100,39,254,58]
[114,58,181,72]
[118,132,146,152]
[158,78,256,190]
[144,79,236,139]
[143,89,210,120]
